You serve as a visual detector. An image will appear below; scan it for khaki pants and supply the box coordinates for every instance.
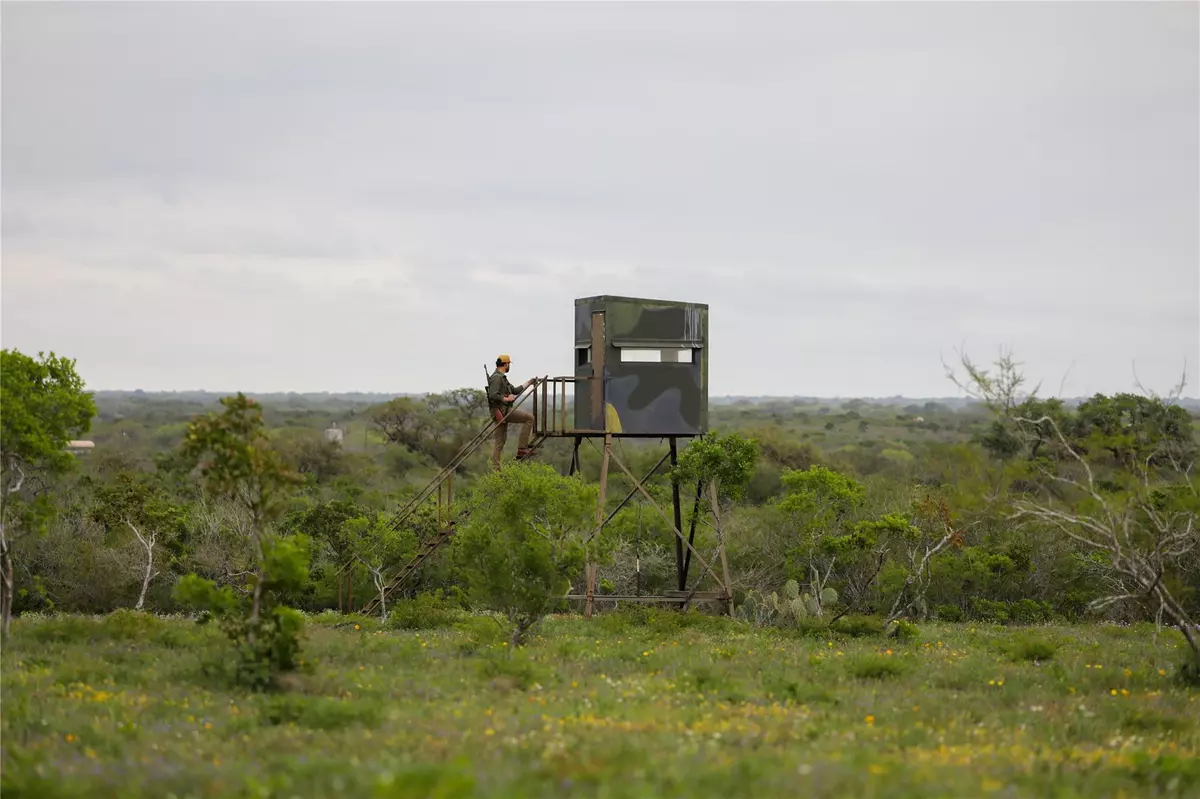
[491,408,534,469]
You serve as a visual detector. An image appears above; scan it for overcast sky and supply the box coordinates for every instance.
[3,2,1197,398]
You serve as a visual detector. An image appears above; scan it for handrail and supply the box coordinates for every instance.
[532,375,597,438]
[358,378,554,613]
[382,379,545,534]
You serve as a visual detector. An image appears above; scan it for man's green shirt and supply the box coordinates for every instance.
[487,370,519,411]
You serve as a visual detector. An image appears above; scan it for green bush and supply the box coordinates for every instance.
[386,591,466,631]
[1011,599,1053,625]
[889,619,920,642]
[102,608,167,640]
[830,615,885,637]
[846,654,908,679]
[452,462,600,646]
[935,604,964,622]
[477,648,548,691]
[173,533,312,690]
[1005,633,1059,662]
[970,598,1011,624]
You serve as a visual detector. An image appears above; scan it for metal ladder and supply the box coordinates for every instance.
[356,379,544,615]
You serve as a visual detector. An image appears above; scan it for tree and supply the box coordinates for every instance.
[370,397,439,453]
[672,431,760,613]
[452,462,598,645]
[277,434,346,483]
[280,499,365,611]
[341,512,418,620]
[1073,393,1197,470]
[883,492,962,628]
[773,465,864,617]
[91,471,188,610]
[174,393,308,687]
[426,388,489,430]
[0,349,96,637]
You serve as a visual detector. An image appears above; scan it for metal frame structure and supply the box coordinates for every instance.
[358,296,729,618]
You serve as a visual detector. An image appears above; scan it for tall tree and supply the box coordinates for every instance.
[0,349,96,637]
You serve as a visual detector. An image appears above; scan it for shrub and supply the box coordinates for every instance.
[174,533,311,690]
[889,619,920,642]
[1005,634,1059,663]
[935,604,964,622]
[102,608,167,640]
[830,615,885,637]
[971,598,1011,624]
[1010,599,1053,625]
[386,591,466,631]
[477,648,548,691]
[846,654,908,679]
[452,462,600,646]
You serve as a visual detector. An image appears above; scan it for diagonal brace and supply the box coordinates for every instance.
[595,441,718,582]
[587,450,672,542]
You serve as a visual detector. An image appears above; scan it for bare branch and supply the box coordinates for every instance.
[5,463,26,496]
[1057,359,1077,398]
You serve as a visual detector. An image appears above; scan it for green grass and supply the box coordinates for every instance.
[3,609,1199,798]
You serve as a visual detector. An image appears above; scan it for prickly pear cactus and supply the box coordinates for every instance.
[789,597,808,619]
[820,587,839,606]
[737,593,760,623]
[784,579,800,601]
[804,593,821,616]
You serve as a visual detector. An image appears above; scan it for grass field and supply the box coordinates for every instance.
[3,607,1199,798]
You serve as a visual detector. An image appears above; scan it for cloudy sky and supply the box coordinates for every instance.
[3,2,1197,398]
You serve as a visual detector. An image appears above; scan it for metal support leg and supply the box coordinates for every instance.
[585,433,612,618]
[568,436,582,476]
[709,480,735,617]
[670,438,684,591]
[681,479,702,590]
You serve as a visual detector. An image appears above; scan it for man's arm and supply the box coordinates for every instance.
[507,375,535,399]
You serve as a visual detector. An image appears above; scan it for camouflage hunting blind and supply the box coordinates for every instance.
[572,295,709,437]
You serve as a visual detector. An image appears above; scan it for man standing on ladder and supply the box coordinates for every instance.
[487,354,536,469]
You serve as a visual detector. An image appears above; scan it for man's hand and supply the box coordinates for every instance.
[503,394,517,403]
[523,378,536,389]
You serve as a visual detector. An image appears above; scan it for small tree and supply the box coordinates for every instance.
[452,461,598,645]
[174,393,308,688]
[342,512,418,620]
[0,349,96,637]
[91,471,188,610]
[672,431,759,613]
[774,465,865,616]
[883,492,962,629]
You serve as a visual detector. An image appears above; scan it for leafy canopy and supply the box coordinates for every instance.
[179,392,301,520]
[0,349,96,487]
[672,431,760,502]
[0,349,96,537]
[452,462,599,643]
